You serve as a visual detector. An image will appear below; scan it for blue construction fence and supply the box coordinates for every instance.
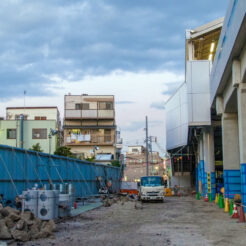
[224,169,241,199]
[240,164,246,205]
[0,144,121,202]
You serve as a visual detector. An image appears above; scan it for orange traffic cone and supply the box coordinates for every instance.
[204,193,209,202]
[232,204,239,219]
[239,205,245,223]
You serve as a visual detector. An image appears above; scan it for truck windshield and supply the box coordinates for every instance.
[141,177,164,187]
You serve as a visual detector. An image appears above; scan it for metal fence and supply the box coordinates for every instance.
[0,144,121,202]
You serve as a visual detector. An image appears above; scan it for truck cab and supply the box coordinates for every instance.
[138,176,165,201]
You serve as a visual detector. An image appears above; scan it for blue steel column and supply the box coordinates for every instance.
[196,141,200,194]
[199,138,205,197]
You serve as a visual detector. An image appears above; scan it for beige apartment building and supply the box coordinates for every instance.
[124,145,164,181]
[64,94,117,163]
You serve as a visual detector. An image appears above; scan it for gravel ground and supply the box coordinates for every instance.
[14,196,246,246]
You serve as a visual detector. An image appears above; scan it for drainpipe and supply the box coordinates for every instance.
[20,114,24,148]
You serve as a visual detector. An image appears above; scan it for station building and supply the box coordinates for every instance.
[165,0,246,205]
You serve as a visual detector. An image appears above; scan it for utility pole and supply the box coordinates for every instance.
[149,139,154,175]
[145,116,149,176]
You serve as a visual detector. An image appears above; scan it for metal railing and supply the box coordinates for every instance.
[65,109,114,119]
[65,133,115,145]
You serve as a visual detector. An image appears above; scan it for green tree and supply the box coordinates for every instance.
[85,156,95,162]
[111,160,121,167]
[29,143,43,152]
[54,146,75,158]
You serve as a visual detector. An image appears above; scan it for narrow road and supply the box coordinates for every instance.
[23,196,246,246]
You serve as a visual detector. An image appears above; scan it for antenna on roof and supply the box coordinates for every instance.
[24,90,26,115]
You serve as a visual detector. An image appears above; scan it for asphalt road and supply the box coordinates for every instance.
[22,196,246,246]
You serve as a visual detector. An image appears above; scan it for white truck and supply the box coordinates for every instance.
[138,176,165,202]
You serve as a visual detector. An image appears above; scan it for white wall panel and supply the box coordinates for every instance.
[186,61,211,125]
[192,93,210,123]
[166,83,188,151]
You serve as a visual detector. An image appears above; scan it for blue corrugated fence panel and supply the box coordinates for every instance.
[204,172,208,194]
[224,169,241,199]
[0,144,121,202]
[241,164,246,206]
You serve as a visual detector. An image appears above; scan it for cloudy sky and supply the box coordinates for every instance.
[0,0,229,154]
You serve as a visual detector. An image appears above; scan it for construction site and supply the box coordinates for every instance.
[0,0,246,245]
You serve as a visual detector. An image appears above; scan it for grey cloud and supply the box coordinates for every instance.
[0,0,228,98]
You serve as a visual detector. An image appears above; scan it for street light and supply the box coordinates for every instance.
[93,145,99,159]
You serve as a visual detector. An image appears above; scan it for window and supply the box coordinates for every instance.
[104,129,111,135]
[82,103,89,110]
[7,129,16,139]
[35,116,47,120]
[104,129,111,142]
[32,129,47,139]
[99,102,113,110]
[75,103,89,110]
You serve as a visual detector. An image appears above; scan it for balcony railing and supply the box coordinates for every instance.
[65,133,115,145]
[65,109,114,119]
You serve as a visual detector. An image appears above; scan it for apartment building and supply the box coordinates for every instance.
[124,145,163,181]
[64,94,117,163]
[0,107,60,154]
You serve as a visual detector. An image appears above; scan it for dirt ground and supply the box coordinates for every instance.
[16,196,246,246]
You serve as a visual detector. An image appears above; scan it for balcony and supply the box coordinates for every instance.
[116,138,123,149]
[65,133,115,146]
[65,109,114,119]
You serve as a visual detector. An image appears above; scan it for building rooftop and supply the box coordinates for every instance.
[7,107,58,109]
